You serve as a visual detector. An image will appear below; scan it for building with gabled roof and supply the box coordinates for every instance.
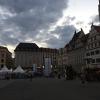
[85,24,100,68]
[61,29,88,72]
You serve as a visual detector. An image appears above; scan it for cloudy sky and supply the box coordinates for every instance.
[0,0,99,53]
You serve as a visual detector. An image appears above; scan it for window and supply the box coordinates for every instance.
[86,53,90,56]
[96,58,100,63]
[87,59,91,64]
[90,38,93,42]
[1,59,4,63]
[95,43,97,47]
[1,64,4,68]
[93,43,95,48]
[86,46,88,50]
[91,51,94,55]
[88,45,91,49]
[95,50,100,54]
[94,36,96,40]
[1,54,4,57]
[91,44,93,48]
[92,59,95,63]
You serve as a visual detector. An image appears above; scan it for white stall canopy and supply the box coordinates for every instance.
[0,65,10,73]
[13,65,25,73]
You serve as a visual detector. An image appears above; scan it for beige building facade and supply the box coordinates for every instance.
[0,46,13,69]
[60,29,87,72]
[14,43,58,70]
[85,25,100,68]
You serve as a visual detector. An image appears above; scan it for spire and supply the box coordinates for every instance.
[98,0,100,22]
[74,30,77,34]
[81,28,83,31]
[92,22,94,26]
[91,22,94,28]
[80,28,84,33]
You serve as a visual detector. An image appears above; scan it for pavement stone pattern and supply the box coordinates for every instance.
[0,78,100,100]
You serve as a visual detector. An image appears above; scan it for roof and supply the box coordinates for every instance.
[85,33,89,39]
[0,46,11,54]
[71,29,84,42]
[15,42,58,53]
[13,65,25,73]
[65,44,69,48]
[15,43,39,52]
[0,46,6,49]
[93,25,100,33]
[40,47,58,53]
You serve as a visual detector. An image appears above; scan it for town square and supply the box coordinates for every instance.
[0,0,100,100]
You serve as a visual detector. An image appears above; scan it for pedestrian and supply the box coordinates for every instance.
[80,73,86,84]
[29,73,33,82]
[57,72,61,79]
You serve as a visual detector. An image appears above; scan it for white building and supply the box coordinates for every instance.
[85,25,100,68]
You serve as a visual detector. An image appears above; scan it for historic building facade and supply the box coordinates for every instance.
[14,43,58,70]
[0,46,13,69]
[85,25,100,68]
[57,48,64,67]
[62,29,88,71]
[57,47,69,68]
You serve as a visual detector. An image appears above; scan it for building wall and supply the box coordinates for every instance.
[15,51,42,69]
[68,48,86,71]
[57,48,63,67]
[15,47,58,70]
[85,25,100,68]
[0,46,13,69]
[62,30,87,72]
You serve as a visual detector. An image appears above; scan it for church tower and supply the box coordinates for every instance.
[98,0,100,22]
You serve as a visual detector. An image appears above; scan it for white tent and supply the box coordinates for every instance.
[0,65,10,73]
[13,65,25,73]
[9,68,13,73]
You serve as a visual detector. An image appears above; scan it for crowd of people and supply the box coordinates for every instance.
[1,65,100,84]
[52,65,100,84]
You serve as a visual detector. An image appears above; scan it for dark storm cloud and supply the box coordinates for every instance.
[0,0,77,50]
[0,0,67,14]
[45,25,76,48]
[92,15,99,23]
[89,15,99,25]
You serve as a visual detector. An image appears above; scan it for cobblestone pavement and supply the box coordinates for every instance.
[0,78,100,100]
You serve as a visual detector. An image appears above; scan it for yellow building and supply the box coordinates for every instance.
[0,46,13,69]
